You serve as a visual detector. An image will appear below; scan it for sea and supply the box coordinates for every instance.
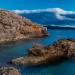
[0,0,75,75]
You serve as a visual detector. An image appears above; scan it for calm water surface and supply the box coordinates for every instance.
[0,29,75,75]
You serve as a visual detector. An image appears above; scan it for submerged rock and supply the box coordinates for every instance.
[0,67,21,75]
[10,39,75,66]
[0,9,48,42]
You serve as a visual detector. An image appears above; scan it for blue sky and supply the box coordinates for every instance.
[0,0,75,10]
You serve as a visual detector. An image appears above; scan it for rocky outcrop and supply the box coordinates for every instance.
[0,67,21,75]
[10,39,75,66]
[0,9,48,42]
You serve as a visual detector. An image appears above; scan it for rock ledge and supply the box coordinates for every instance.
[10,39,75,66]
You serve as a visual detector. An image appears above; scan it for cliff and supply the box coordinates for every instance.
[0,9,48,42]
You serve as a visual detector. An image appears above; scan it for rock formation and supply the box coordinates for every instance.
[10,39,75,66]
[0,67,21,75]
[0,9,48,42]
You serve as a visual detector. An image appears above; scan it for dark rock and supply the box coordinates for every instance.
[11,39,75,66]
[0,9,48,42]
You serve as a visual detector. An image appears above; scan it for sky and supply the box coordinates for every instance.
[0,0,75,10]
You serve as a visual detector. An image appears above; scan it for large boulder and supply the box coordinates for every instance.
[11,39,75,66]
[0,67,21,75]
[0,9,48,42]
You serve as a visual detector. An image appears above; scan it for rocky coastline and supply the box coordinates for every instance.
[0,9,48,43]
[1,9,75,75]
[10,39,75,66]
[0,9,48,75]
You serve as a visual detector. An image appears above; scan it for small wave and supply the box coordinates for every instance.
[12,8,75,20]
[44,24,75,29]
[12,8,75,14]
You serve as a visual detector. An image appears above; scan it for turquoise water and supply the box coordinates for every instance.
[0,29,75,75]
[0,0,75,75]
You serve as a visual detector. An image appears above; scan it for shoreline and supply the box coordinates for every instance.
[0,34,48,44]
[10,39,75,66]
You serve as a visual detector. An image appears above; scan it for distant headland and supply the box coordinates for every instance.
[0,9,48,43]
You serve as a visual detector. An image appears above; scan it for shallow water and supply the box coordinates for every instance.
[0,29,75,75]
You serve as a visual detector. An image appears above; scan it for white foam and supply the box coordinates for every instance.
[12,8,75,14]
[50,24,75,28]
[12,8,75,20]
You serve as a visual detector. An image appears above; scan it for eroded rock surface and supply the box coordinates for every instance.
[11,39,75,66]
[0,9,48,42]
[0,67,21,75]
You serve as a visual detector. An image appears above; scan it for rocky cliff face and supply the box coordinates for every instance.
[0,9,48,42]
[11,39,75,66]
